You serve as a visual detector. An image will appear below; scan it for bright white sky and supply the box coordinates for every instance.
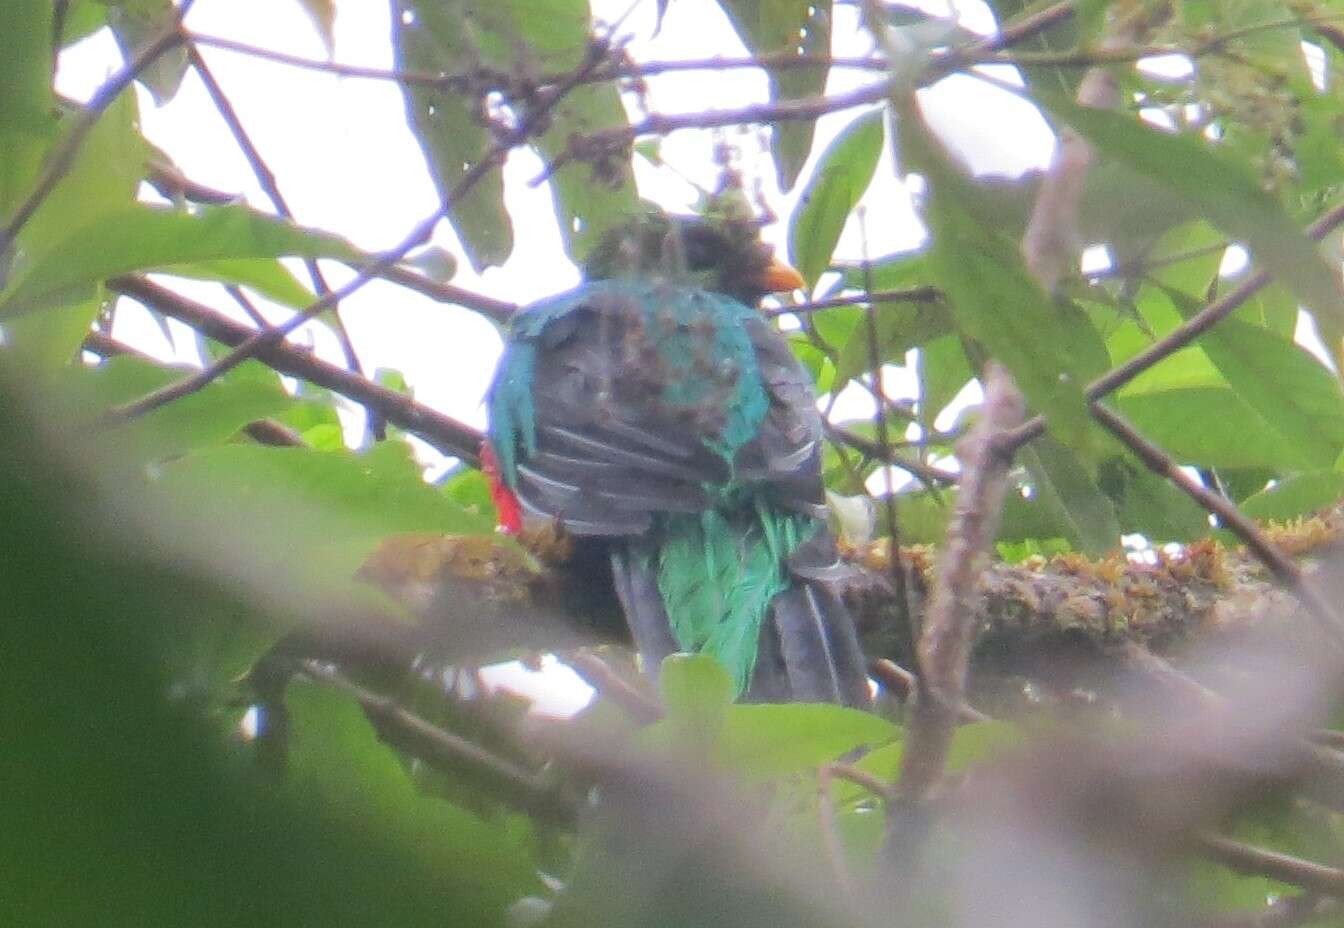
[57,0,1058,714]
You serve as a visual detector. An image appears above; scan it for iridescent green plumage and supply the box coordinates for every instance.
[487,210,868,704]
[650,504,816,693]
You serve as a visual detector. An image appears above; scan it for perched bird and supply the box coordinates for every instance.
[486,208,870,706]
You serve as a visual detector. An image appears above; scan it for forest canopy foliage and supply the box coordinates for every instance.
[8,0,1344,925]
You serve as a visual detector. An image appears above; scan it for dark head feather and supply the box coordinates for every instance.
[583,208,796,305]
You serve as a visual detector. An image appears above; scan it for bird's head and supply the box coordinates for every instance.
[582,205,805,305]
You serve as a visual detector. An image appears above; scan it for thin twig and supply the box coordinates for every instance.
[766,285,941,318]
[1089,403,1342,638]
[82,330,156,364]
[869,658,988,723]
[106,206,444,420]
[224,284,269,328]
[108,33,617,423]
[190,0,1079,95]
[1001,202,1344,454]
[375,263,517,323]
[190,32,892,85]
[1198,832,1344,899]
[301,660,576,825]
[537,79,894,182]
[137,160,519,322]
[109,276,485,463]
[559,650,663,724]
[0,1,195,259]
[978,0,1075,56]
[186,42,378,436]
[145,160,238,204]
[859,208,918,668]
[241,419,308,447]
[817,762,888,896]
[826,423,960,486]
[823,761,895,801]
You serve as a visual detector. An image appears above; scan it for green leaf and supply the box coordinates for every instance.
[393,0,637,268]
[8,290,108,368]
[1163,289,1344,469]
[714,704,898,781]
[1113,383,1296,470]
[294,0,337,55]
[945,720,1022,771]
[919,333,972,420]
[1295,91,1344,193]
[58,1,110,46]
[441,465,495,516]
[62,355,294,460]
[403,244,458,281]
[392,1,512,271]
[1,203,361,316]
[839,251,934,292]
[1078,164,1203,269]
[159,258,316,309]
[1144,222,1226,297]
[499,0,637,264]
[1020,435,1122,556]
[376,367,412,394]
[789,110,885,291]
[6,91,147,363]
[280,686,543,912]
[1097,456,1212,544]
[1239,472,1344,521]
[835,299,953,385]
[978,0,1084,94]
[0,371,537,925]
[659,653,734,738]
[719,0,833,190]
[1033,90,1344,342]
[155,442,495,582]
[0,1,55,218]
[107,0,190,106]
[898,98,1095,453]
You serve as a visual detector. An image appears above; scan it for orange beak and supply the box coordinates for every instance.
[756,256,806,294]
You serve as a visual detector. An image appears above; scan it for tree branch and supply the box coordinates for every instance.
[557,650,663,724]
[1198,833,1344,900]
[766,286,941,319]
[186,41,376,434]
[1089,403,1344,641]
[301,660,577,826]
[189,31,892,85]
[895,363,1025,809]
[826,422,960,486]
[537,79,895,182]
[375,263,517,323]
[1001,163,1344,460]
[107,33,618,423]
[108,276,485,463]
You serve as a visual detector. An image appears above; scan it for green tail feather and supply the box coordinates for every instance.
[650,500,815,695]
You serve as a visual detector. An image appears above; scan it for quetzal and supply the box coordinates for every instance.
[485,208,870,707]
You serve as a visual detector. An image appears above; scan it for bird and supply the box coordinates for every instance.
[485,206,870,707]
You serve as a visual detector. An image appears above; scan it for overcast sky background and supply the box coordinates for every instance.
[55,0,1060,714]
